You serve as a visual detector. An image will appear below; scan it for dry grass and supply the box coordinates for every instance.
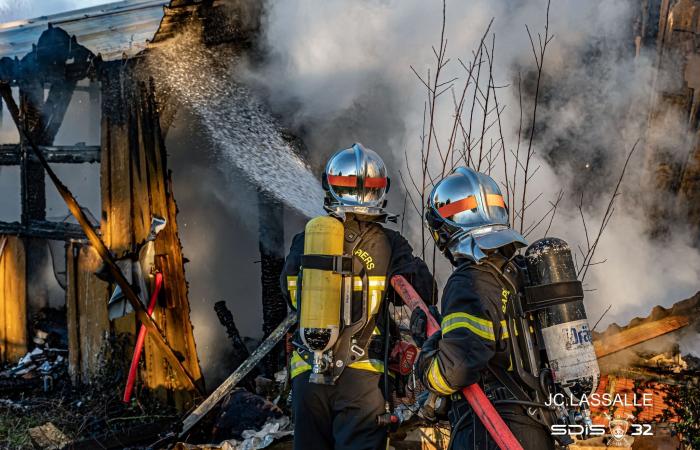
[0,335,178,449]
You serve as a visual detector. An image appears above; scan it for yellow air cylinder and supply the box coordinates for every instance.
[300,216,344,355]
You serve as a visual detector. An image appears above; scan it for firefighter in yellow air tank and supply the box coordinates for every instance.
[281,143,436,450]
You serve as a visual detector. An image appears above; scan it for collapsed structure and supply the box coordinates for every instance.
[0,0,264,410]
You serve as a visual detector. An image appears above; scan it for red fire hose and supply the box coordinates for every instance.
[123,271,164,403]
[391,275,524,450]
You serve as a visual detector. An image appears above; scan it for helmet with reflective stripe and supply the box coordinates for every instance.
[322,143,390,217]
[425,166,527,263]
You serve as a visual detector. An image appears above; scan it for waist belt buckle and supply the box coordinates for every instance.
[334,256,353,275]
[350,344,365,357]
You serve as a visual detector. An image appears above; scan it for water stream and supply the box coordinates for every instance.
[146,30,325,219]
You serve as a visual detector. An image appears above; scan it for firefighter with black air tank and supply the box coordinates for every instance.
[413,166,558,449]
[280,143,436,450]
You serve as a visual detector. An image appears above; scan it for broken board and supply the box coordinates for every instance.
[179,313,297,438]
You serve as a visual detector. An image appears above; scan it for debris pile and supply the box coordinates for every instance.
[212,389,284,442]
[0,308,69,396]
[0,332,181,449]
[176,417,292,450]
[0,347,66,391]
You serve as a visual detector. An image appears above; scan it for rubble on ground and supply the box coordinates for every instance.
[0,317,69,397]
[175,417,293,450]
[28,422,71,450]
[0,333,178,449]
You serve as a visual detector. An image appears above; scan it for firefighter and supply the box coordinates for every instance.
[413,166,556,450]
[281,143,435,450]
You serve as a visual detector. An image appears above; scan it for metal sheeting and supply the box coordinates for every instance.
[0,0,168,61]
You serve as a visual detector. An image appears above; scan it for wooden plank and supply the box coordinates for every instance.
[76,245,110,381]
[142,78,202,408]
[594,315,691,358]
[105,111,133,255]
[0,236,26,362]
[180,314,297,438]
[137,80,173,404]
[132,83,152,247]
[132,78,204,408]
[102,74,138,339]
[66,242,81,383]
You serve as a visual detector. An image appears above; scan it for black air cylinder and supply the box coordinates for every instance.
[525,238,599,399]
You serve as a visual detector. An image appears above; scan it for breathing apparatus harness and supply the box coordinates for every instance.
[454,249,592,447]
[295,216,388,385]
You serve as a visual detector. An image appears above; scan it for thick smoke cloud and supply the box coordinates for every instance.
[245,0,700,328]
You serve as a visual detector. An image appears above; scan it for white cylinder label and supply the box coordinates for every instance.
[541,319,599,383]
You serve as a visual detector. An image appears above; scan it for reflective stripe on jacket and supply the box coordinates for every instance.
[423,257,515,395]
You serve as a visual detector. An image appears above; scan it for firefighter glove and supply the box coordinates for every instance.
[414,331,440,384]
[409,305,441,347]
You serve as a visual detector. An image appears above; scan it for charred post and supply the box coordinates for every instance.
[257,193,287,378]
[214,301,256,391]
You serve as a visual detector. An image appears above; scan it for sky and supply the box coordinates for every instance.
[0,0,112,23]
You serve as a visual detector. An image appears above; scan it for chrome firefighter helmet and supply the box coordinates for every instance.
[322,143,390,218]
[425,166,527,263]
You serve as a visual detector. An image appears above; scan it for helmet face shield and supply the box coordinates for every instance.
[324,143,389,213]
[426,166,526,262]
[361,149,388,204]
[326,148,361,204]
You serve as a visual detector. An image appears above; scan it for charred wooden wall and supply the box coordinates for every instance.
[0,0,262,409]
[65,243,109,383]
[92,61,204,409]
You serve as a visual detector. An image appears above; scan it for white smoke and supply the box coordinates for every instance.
[245,0,700,328]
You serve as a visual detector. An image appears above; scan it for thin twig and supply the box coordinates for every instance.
[579,140,639,281]
[591,304,612,332]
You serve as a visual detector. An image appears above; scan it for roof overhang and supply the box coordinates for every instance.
[0,0,168,61]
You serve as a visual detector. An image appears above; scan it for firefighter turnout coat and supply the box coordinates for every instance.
[418,253,555,450]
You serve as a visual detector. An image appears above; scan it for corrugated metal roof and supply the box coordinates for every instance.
[0,0,168,61]
[593,292,700,342]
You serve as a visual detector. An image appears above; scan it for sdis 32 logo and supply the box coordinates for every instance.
[550,415,653,441]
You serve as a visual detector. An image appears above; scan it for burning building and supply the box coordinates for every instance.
[585,292,700,449]
[0,0,216,410]
[0,0,303,412]
[0,0,310,446]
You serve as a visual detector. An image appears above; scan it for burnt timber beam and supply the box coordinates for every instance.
[0,144,100,165]
[593,315,691,358]
[0,220,88,240]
